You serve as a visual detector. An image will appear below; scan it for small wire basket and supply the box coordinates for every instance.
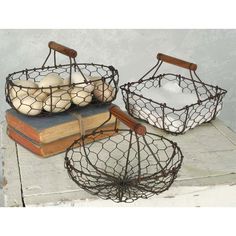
[65,105,183,203]
[121,53,227,134]
[5,41,119,116]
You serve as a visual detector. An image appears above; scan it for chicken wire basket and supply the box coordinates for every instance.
[121,53,227,134]
[65,105,183,203]
[5,41,119,116]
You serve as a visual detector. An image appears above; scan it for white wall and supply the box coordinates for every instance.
[0,29,235,131]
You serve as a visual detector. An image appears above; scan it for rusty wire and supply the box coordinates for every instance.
[65,120,183,203]
[5,47,119,116]
[121,59,227,134]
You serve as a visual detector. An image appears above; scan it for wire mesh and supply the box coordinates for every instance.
[5,46,119,116]
[65,128,183,203]
[121,59,227,134]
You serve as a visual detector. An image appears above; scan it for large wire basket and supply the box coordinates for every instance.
[121,53,227,134]
[5,41,119,116]
[65,105,183,203]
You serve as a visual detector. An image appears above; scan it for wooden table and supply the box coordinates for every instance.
[1,118,236,207]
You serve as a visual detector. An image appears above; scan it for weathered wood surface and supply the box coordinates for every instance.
[1,122,23,207]
[2,118,236,207]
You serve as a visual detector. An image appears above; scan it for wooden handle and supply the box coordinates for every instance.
[48,41,77,58]
[157,53,197,71]
[109,105,146,136]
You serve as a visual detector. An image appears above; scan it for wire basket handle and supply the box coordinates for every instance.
[109,105,146,136]
[42,41,87,84]
[157,53,197,71]
[48,41,77,58]
[42,41,77,68]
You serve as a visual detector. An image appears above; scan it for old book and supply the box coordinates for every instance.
[5,104,116,144]
[7,123,118,157]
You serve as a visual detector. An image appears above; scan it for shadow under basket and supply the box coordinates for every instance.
[65,105,183,203]
[121,53,227,134]
[5,41,119,117]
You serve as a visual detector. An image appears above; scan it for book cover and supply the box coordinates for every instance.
[7,122,118,157]
[6,104,116,144]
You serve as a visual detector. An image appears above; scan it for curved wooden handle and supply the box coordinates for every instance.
[157,53,197,71]
[48,41,77,58]
[109,105,146,136]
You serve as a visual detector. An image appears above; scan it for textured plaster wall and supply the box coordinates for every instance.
[0,29,235,131]
[0,29,236,206]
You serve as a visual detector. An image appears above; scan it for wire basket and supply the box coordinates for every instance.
[65,105,183,203]
[121,53,227,134]
[5,41,119,116]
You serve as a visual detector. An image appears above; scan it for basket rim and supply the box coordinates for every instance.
[64,129,184,175]
[120,73,227,112]
[6,62,119,88]
[64,129,184,203]
[65,128,183,161]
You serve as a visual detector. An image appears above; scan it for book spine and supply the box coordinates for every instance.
[7,127,43,156]
[7,123,118,158]
[6,112,41,143]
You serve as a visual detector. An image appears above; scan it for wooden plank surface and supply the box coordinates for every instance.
[1,122,23,207]
[2,118,236,207]
[25,185,236,207]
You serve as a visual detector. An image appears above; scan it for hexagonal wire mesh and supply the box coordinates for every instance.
[65,105,183,203]
[5,42,119,116]
[120,53,227,134]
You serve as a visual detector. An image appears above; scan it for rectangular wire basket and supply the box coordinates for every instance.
[121,53,227,134]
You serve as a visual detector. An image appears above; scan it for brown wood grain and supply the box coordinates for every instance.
[109,105,146,136]
[157,53,197,71]
[48,41,77,58]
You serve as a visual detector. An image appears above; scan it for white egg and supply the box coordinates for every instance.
[12,94,43,116]
[93,82,116,102]
[43,90,71,113]
[162,82,182,93]
[88,76,102,85]
[60,78,72,91]
[71,72,87,83]
[63,77,70,85]
[9,80,38,98]
[70,87,92,107]
[71,72,95,92]
[32,89,48,101]
[38,73,64,93]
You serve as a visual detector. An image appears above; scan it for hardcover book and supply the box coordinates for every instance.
[6,104,117,144]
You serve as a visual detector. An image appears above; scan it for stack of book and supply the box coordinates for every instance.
[6,104,118,157]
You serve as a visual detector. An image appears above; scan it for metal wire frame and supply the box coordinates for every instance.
[65,128,183,203]
[120,60,227,135]
[5,47,119,116]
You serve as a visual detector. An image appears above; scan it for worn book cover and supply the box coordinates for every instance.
[7,122,118,157]
[6,104,116,144]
